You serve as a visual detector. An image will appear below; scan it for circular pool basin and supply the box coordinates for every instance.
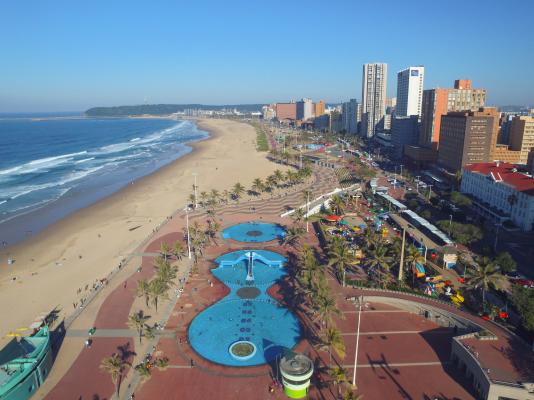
[222,222,286,243]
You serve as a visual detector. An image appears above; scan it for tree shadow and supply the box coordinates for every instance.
[365,352,412,400]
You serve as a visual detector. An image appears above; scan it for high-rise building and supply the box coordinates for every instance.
[314,100,326,117]
[362,63,387,137]
[438,107,499,172]
[420,80,486,149]
[391,115,419,158]
[275,102,297,120]
[296,98,314,121]
[396,66,425,117]
[509,116,534,164]
[341,99,359,135]
[262,105,276,120]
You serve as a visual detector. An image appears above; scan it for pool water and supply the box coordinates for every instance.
[188,250,301,366]
[221,222,286,243]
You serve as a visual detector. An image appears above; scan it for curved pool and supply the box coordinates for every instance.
[188,250,301,366]
[221,222,286,243]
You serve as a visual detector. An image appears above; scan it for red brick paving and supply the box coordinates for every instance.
[45,338,135,400]
[47,204,528,400]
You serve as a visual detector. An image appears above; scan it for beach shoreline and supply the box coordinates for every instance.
[0,118,278,343]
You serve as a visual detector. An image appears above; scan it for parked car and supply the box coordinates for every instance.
[510,278,534,288]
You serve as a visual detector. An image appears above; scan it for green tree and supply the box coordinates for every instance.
[135,362,152,380]
[465,257,506,306]
[404,245,424,286]
[330,195,346,215]
[494,252,517,274]
[172,241,186,261]
[282,226,305,248]
[100,353,127,398]
[251,178,264,196]
[232,182,246,202]
[437,220,482,245]
[320,327,346,364]
[137,279,151,308]
[159,242,172,261]
[154,257,178,284]
[315,294,342,329]
[450,191,472,207]
[128,310,150,344]
[367,244,393,288]
[206,220,220,246]
[149,278,170,312]
[511,286,534,332]
[330,366,349,398]
[328,239,355,286]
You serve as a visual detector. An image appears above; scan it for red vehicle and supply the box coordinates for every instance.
[510,278,534,288]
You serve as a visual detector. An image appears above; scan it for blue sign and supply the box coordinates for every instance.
[411,70,419,76]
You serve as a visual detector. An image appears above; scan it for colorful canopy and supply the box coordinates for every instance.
[339,219,349,225]
[324,215,342,222]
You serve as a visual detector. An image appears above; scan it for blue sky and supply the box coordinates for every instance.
[1,0,533,112]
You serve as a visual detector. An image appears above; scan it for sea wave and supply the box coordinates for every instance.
[4,166,104,200]
[0,151,88,178]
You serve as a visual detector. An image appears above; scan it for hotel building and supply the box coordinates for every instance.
[396,66,425,117]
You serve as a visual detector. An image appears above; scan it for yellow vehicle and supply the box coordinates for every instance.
[451,292,464,307]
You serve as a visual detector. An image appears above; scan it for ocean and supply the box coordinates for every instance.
[0,114,208,245]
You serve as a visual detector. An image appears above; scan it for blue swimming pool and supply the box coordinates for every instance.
[188,250,301,366]
[221,222,286,243]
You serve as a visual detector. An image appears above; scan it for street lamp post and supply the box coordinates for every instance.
[427,185,433,200]
[306,190,310,233]
[352,295,363,386]
[400,164,403,178]
[185,206,192,259]
[192,172,198,209]
[448,214,453,237]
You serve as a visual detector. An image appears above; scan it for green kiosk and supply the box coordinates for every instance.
[279,352,314,399]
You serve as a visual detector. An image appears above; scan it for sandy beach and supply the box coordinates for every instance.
[0,118,279,344]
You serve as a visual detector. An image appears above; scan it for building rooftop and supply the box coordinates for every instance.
[464,162,534,194]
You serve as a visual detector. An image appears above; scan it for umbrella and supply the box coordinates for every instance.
[339,219,349,225]
[324,215,341,222]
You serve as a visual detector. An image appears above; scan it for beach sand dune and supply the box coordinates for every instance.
[0,118,278,343]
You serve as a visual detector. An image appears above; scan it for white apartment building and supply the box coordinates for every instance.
[461,162,534,231]
[296,98,314,121]
[396,66,424,117]
[362,63,387,137]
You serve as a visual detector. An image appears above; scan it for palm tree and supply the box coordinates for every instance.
[100,353,127,398]
[330,195,346,216]
[342,386,362,400]
[206,220,220,246]
[135,362,152,380]
[328,239,355,287]
[154,257,177,284]
[128,310,150,344]
[274,169,284,186]
[159,242,172,261]
[232,182,245,202]
[199,191,208,207]
[282,226,304,248]
[221,189,230,204]
[465,257,506,307]
[291,208,305,227]
[404,245,424,286]
[320,327,346,364]
[251,178,264,196]
[315,294,342,329]
[266,175,277,194]
[173,241,186,260]
[363,228,378,250]
[149,278,170,312]
[209,189,220,205]
[137,279,151,308]
[330,366,349,398]
[367,244,393,288]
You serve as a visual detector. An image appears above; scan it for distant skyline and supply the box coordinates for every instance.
[1,0,534,112]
